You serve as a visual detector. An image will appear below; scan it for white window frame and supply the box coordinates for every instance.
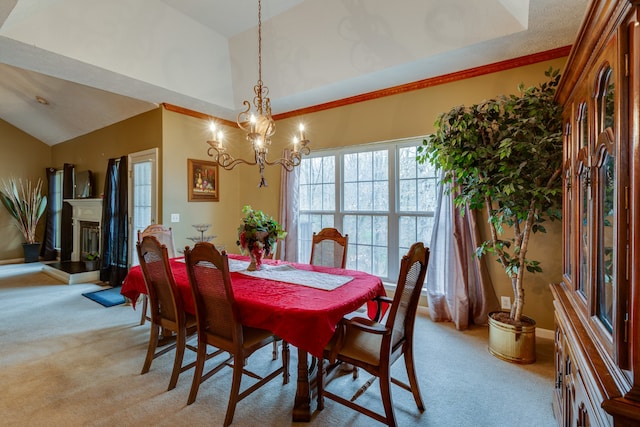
[298,136,436,282]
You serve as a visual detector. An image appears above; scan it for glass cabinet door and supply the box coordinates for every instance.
[576,149,590,301]
[575,99,590,301]
[594,65,615,333]
[563,158,572,280]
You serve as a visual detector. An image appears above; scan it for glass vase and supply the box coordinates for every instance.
[247,249,264,271]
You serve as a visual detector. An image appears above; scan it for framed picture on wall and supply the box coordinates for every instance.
[187,158,219,202]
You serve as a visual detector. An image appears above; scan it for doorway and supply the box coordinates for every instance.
[128,148,158,266]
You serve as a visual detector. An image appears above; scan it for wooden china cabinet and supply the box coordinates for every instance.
[550,0,640,426]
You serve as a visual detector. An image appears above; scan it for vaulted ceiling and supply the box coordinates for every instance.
[0,0,589,146]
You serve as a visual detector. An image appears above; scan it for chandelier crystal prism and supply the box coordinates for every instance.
[206,0,310,188]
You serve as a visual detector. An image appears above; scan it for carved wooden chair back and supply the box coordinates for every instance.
[138,224,176,258]
[184,242,289,426]
[136,235,196,390]
[137,224,176,324]
[309,227,348,268]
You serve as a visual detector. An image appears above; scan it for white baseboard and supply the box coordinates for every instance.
[41,264,100,285]
[386,283,557,340]
[536,327,554,340]
[0,258,26,266]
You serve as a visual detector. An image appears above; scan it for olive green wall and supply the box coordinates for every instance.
[51,108,162,200]
[0,119,52,261]
[161,109,246,253]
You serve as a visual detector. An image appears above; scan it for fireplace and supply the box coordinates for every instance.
[65,198,103,262]
[42,198,104,284]
[79,221,100,259]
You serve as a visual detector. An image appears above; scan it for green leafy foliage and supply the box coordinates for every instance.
[236,205,287,257]
[0,178,47,244]
[417,68,563,321]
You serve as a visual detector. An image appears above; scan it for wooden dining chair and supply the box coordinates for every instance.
[309,227,348,268]
[184,242,290,427]
[316,242,430,427]
[308,227,350,375]
[138,224,176,325]
[136,235,198,391]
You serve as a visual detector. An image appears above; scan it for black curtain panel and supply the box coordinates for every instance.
[60,163,74,261]
[40,167,58,260]
[100,156,129,286]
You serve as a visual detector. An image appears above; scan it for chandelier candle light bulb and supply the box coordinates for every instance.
[209,122,224,151]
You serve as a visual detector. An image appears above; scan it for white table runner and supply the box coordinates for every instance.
[232,260,352,291]
[178,258,353,291]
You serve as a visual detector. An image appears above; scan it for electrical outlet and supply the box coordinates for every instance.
[170,213,180,223]
[501,296,511,310]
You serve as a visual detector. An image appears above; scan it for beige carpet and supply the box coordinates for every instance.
[0,264,557,426]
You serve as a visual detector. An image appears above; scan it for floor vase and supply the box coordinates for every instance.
[488,311,536,364]
[22,243,41,263]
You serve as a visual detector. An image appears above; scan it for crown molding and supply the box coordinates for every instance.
[164,45,572,124]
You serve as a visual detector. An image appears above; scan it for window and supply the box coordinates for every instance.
[298,138,437,281]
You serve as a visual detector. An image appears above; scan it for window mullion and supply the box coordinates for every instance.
[336,153,343,231]
[388,146,400,281]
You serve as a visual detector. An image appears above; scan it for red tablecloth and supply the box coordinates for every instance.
[121,255,385,358]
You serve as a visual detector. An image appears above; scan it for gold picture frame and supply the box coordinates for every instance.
[188,159,219,202]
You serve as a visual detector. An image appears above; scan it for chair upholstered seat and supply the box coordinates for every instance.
[202,324,275,353]
[332,317,385,367]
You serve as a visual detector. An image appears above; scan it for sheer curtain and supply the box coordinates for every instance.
[100,156,129,287]
[278,149,300,262]
[426,174,500,329]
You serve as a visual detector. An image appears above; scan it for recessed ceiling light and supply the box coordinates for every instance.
[35,96,49,105]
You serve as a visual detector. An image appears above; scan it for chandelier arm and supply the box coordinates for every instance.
[263,152,304,171]
[207,145,258,170]
[263,158,295,172]
[237,101,253,130]
[218,157,258,170]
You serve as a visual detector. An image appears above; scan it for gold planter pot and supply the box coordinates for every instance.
[488,311,536,364]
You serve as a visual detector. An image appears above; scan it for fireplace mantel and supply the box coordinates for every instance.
[65,198,103,220]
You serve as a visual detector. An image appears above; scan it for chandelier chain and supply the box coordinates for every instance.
[257,0,262,85]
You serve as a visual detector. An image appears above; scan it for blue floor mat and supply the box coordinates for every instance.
[82,287,125,307]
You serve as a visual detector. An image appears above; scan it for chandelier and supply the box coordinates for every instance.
[206,0,310,187]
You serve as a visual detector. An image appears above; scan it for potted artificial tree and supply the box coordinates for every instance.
[0,178,48,263]
[418,68,563,363]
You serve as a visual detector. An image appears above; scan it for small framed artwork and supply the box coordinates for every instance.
[188,159,219,202]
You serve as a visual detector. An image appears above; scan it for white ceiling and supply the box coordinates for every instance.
[0,0,589,146]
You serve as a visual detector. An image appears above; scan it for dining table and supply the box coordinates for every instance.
[120,254,385,421]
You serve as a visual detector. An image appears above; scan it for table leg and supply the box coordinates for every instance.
[293,347,311,422]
